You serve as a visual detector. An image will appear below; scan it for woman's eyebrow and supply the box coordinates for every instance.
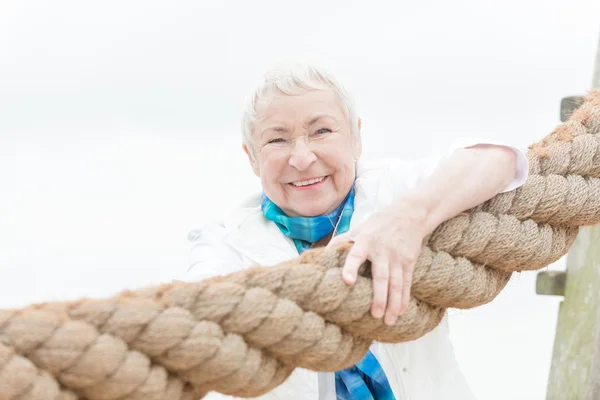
[261,125,289,137]
[306,114,338,126]
[260,115,338,137]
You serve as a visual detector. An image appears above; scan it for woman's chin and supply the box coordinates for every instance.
[289,202,334,217]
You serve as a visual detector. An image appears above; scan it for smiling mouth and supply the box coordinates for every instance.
[290,176,327,187]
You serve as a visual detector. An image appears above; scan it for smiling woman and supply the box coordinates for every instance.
[185,61,529,400]
[243,75,361,218]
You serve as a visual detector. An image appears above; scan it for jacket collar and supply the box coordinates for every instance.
[222,193,298,265]
[231,213,298,265]
[223,162,381,266]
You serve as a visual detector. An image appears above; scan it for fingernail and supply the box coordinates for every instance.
[384,316,395,326]
[344,272,354,283]
[372,307,384,319]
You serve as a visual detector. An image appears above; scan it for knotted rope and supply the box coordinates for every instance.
[2,90,600,399]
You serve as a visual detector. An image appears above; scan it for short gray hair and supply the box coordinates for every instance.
[241,60,359,152]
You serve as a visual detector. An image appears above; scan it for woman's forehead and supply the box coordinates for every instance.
[254,88,345,122]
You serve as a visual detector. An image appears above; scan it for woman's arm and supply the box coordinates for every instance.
[404,143,517,234]
[330,144,519,326]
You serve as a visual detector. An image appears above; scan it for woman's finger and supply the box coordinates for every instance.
[384,263,404,326]
[341,238,369,285]
[398,262,414,316]
[327,232,353,248]
[369,254,389,319]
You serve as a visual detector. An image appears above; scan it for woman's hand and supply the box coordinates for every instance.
[327,144,519,327]
[328,198,430,326]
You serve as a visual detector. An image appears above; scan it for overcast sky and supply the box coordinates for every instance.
[3,1,600,399]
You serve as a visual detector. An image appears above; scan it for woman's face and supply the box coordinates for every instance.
[245,88,361,217]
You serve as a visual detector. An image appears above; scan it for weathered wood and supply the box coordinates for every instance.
[560,96,585,122]
[546,227,600,399]
[585,33,600,400]
[545,32,600,400]
[585,304,600,400]
[536,271,566,296]
[560,34,600,122]
[594,32,600,89]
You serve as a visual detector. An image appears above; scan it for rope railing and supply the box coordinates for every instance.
[1,89,599,399]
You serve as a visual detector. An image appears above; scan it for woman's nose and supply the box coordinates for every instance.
[288,139,317,171]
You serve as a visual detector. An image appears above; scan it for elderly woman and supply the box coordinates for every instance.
[186,62,528,400]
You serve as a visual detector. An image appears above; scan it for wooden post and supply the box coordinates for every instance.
[585,304,600,399]
[540,31,600,400]
[594,33,600,89]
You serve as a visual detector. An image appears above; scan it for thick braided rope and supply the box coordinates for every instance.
[0,89,599,399]
[0,342,77,400]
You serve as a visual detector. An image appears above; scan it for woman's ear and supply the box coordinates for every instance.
[243,143,261,177]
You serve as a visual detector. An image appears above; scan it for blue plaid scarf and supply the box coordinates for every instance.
[261,186,396,400]
[260,187,356,254]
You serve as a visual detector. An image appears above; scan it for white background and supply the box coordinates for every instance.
[2,1,600,399]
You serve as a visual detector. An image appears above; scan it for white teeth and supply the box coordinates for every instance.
[292,176,325,187]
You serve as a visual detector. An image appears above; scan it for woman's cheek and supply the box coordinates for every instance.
[261,153,286,178]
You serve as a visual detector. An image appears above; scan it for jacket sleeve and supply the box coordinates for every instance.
[182,222,245,283]
[401,137,529,194]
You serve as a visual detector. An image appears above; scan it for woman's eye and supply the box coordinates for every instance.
[315,128,332,135]
[268,138,285,144]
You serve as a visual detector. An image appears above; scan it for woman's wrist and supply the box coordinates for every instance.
[389,192,438,236]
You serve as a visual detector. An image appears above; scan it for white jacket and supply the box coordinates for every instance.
[184,138,529,400]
